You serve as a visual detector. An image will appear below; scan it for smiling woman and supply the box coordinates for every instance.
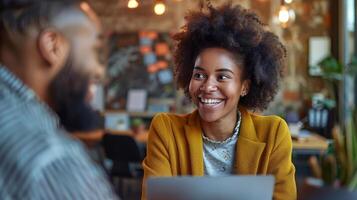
[189,48,249,133]
[142,3,296,200]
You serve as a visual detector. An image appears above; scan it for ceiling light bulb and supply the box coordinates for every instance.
[128,0,139,9]
[278,6,290,23]
[154,2,166,15]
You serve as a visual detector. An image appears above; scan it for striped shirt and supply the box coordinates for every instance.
[0,66,118,200]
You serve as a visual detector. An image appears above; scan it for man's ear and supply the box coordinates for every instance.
[37,29,69,68]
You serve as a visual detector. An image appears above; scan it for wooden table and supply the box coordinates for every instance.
[73,129,328,154]
[292,133,329,154]
[71,129,148,146]
[292,133,330,178]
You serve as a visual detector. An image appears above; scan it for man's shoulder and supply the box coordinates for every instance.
[0,96,83,172]
[0,85,21,112]
[0,86,37,128]
[0,85,59,138]
[0,127,115,199]
[0,123,78,167]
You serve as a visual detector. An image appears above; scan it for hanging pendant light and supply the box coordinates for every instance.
[277,1,295,28]
[154,0,166,15]
[128,0,139,9]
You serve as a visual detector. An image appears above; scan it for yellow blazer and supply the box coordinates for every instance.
[142,108,296,200]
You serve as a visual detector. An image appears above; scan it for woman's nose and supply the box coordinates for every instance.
[200,79,217,92]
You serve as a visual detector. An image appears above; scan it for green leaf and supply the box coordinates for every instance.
[318,56,343,75]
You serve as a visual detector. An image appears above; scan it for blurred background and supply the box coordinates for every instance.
[73,0,357,199]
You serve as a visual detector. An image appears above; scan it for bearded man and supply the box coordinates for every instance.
[0,0,118,199]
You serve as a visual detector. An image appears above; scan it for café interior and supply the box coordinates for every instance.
[69,0,357,199]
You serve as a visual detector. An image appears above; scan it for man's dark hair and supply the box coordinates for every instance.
[0,0,79,46]
[173,3,287,111]
[1,0,102,132]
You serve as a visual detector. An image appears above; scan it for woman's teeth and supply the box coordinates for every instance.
[200,98,223,104]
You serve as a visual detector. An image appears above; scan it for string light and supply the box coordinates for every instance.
[128,0,139,9]
[154,1,166,15]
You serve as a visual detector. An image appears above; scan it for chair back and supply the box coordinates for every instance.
[308,107,335,138]
[102,134,142,163]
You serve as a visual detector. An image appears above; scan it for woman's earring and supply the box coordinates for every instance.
[241,91,247,97]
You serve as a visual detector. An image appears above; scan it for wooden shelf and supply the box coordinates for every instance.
[104,110,157,118]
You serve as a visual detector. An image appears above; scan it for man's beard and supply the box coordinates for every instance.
[49,52,101,132]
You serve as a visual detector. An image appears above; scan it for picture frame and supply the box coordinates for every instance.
[308,36,331,76]
[104,112,130,131]
[126,89,148,112]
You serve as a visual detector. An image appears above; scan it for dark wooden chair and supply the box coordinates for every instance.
[102,133,144,197]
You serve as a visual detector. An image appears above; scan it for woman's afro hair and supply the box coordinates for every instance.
[173,3,286,111]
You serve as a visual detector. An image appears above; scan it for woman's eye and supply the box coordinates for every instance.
[218,74,230,80]
[193,73,205,79]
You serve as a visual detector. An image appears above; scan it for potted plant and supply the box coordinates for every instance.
[303,56,357,199]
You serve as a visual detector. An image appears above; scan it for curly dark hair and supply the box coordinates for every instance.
[173,3,286,111]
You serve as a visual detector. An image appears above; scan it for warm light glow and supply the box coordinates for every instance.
[284,0,293,4]
[128,0,139,9]
[278,6,290,23]
[289,9,296,21]
[154,2,166,15]
[277,5,295,28]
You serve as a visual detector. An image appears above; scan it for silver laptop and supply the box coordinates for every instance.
[147,175,275,200]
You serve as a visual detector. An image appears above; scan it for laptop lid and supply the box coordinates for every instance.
[147,175,275,200]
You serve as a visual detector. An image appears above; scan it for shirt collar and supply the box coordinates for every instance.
[0,64,62,129]
[0,65,36,101]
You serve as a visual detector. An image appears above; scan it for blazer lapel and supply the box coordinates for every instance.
[184,110,204,176]
[234,108,266,174]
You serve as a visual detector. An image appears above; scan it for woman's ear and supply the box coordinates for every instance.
[241,79,251,97]
[37,29,69,69]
